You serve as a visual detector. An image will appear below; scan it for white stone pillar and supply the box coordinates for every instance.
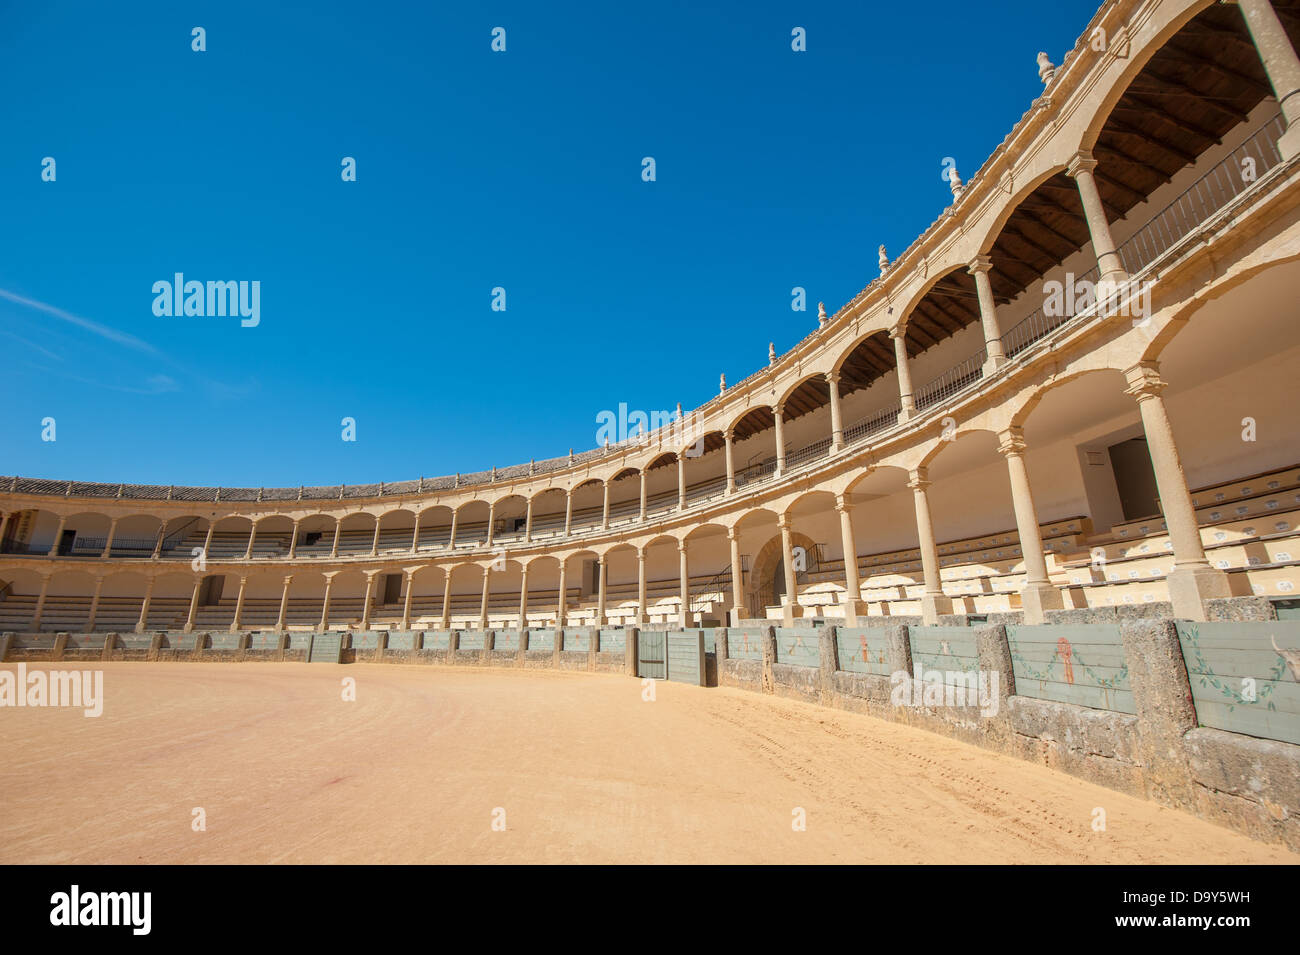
[596,556,608,626]
[557,560,568,626]
[1067,151,1129,285]
[369,519,381,557]
[728,527,745,626]
[891,327,916,420]
[46,515,67,557]
[908,468,950,624]
[439,571,452,629]
[724,429,737,494]
[1124,362,1230,620]
[184,577,203,633]
[243,522,257,560]
[135,576,157,633]
[639,471,648,521]
[478,566,491,630]
[275,575,293,632]
[87,575,106,631]
[998,428,1063,624]
[676,455,686,509]
[151,520,167,559]
[678,540,690,629]
[319,574,335,630]
[486,502,496,546]
[637,551,648,624]
[401,570,415,630]
[330,518,342,558]
[230,574,248,631]
[202,522,215,562]
[969,255,1006,372]
[101,518,119,558]
[448,510,460,549]
[410,513,422,555]
[361,572,377,630]
[564,490,574,536]
[836,495,867,625]
[32,573,52,631]
[778,514,802,624]
[827,371,844,452]
[289,519,301,558]
[602,483,611,529]
[517,564,529,629]
[773,405,786,475]
[1238,0,1300,159]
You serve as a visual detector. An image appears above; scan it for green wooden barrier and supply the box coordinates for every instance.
[422,630,453,650]
[308,631,345,663]
[907,626,980,685]
[386,631,418,651]
[457,630,486,651]
[835,627,893,677]
[774,627,820,667]
[638,630,667,679]
[598,628,625,653]
[666,631,705,685]
[64,634,103,650]
[529,629,556,651]
[249,631,281,650]
[493,629,520,651]
[562,628,590,652]
[286,632,313,650]
[1175,621,1300,745]
[207,632,243,651]
[1007,624,1134,714]
[351,631,381,649]
[727,627,765,661]
[116,634,156,649]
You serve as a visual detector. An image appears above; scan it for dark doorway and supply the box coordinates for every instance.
[1108,438,1161,520]
[57,529,76,555]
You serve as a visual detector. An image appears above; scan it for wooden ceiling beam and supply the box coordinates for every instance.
[1110,100,1224,144]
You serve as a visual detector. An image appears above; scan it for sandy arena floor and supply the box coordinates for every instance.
[0,662,1293,864]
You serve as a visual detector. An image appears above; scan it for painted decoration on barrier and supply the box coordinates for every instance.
[835,627,892,677]
[729,628,764,661]
[774,627,820,668]
[422,630,452,650]
[528,629,555,651]
[1175,621,1300,746]
[493,629,520,651]
[351,631,381,650]
[908,626,980,686]
[457,630,486,651]
[562,628,590,652]
[385,631,417,651]
[249,632,281,649]
[1006,624,1134,714]
[598,628,625,653]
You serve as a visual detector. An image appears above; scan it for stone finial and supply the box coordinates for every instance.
[676,402,682,420]
[948,163,963,197]
[719,373,727,394]
[878,244,889,274]
[817,302,828,327]
[768,342,777,365]
[1037,51,1056,85]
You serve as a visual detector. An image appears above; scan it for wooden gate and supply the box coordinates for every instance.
[637,630,667,679]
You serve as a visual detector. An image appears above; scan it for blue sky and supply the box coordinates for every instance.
[0,0,1100,488]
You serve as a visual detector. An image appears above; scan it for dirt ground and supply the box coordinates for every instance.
[0,662,1293,864]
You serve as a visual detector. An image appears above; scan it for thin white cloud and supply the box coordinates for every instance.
[0,329,63,362]
[0,286,160,356]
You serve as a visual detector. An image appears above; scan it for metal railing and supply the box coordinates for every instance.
[784,437,832,470]
[844,399,901,446]
[914,346,988,411]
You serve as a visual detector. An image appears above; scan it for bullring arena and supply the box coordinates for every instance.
[4,0,1300,864]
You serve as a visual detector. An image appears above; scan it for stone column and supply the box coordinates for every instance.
[525,499,534,542]
[151,520,167,559]
[676,455,686,509]
[448,509,460,548]
[101,518,119,558]
[87,575,106,631]
[827,371,844,452]
[564,490,574,536]
[46,515,67,557]
[361,572,379,630]
[184,577,203,632]
[319,573,335,630]
[557,560,568,626]
[330,519,342,557]
[1238,0,1300,159]
[778,514,803,624]
[409,513,422,554]
[243,522,257,560]
[478,565,491,630]
[773,405,786,475]
[517,564,529,629]
[639,472,648,521]
[601,484,611,529]
[230,574,248,631]
[369,519,381,557]
[1124,362,1230,619]
[486,502,497,546]
[1067,151,1129,285]
[969,254,1006,372]
[891,327,916,421]
[275,575,293,632]
[836,495,867,625]
[637,551,648,624]
[908,468,950,624]
[202,522,216,561]
[0,510,13,546]
[31,573,52,631]
[724,429,737,494]
[596,556,608,627]
[135,576,156,633]
[678,540,690,629]
[728,526,745,626]
[440,572,452,629]
[998,427,1063,623]
[401,570,415,630]
[289,519,301,558]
